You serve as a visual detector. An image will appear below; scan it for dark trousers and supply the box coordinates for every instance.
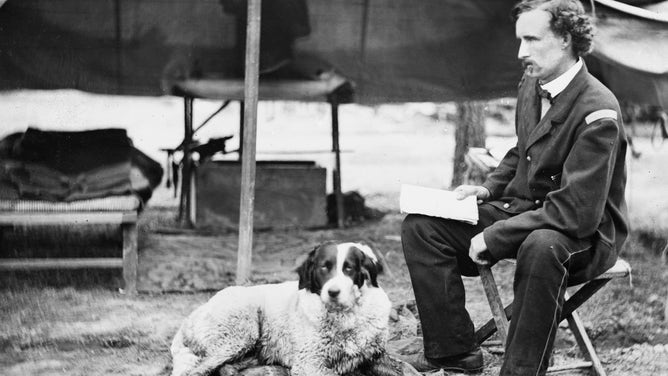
[401,203,593,376]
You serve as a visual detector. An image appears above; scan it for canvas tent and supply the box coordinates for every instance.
[1,0,667,107]
[586,0,668,109]
[1,0,667,281]
[0,0,517,102]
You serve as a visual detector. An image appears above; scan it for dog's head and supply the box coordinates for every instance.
[296,241,383,309]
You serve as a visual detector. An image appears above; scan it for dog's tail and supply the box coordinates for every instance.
[170,327,200,376]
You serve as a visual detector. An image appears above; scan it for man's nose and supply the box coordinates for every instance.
[517,40,529,60]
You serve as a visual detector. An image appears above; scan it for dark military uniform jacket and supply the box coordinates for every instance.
[481,63,629,284]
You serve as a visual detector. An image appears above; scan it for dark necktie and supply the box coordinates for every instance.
[537,86,554,104]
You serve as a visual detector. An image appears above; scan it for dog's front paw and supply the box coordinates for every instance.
[237,365,290,376]
[396,358,422,376]
[291,364,338,376]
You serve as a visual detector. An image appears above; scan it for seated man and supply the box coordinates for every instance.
[401,0,628,375]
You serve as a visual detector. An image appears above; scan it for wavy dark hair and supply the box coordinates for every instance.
[512,0,594,57]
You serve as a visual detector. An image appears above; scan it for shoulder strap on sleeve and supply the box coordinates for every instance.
[585,109,617,125]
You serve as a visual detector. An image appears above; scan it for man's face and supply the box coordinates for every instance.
[515,9,572,83]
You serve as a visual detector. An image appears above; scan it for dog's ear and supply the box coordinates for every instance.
[356,243,383,287]
[296,247,318,292]
[362,255,382,287]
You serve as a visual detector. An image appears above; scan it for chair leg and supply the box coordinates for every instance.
[478,265,510,346]
[475,303,513,345]
[475,303,512,345]
[562,279,611,318]
[122,222,138,295]
[475,266,610,376]
[565,292,607,376]
[475,268,616,376]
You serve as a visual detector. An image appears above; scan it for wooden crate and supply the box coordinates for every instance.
[196,160,327,230]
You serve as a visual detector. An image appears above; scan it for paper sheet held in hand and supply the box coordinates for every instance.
[399,184,479,225]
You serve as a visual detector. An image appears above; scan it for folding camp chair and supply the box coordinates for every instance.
[475,260,631,375]
[464,147,632,375]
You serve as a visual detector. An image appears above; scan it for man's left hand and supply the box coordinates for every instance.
[469,232,490,266]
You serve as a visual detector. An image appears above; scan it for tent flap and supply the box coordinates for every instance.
[1,0,667,107]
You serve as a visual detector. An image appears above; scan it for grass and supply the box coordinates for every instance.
[1,96,668,375]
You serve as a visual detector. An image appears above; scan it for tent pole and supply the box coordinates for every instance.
[238,100,244,160]
[236,0,261,285]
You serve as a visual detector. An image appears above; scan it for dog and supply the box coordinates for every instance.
[170,241,404,376]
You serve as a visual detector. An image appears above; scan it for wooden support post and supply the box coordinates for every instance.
[478,265,510,346]
[179,96,194,228]
[122,222,138,295]
[236,0,261,285]
[331,101,344,228]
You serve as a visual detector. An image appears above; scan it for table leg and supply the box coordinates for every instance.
[331,101,344,228]
[179,97,194,228]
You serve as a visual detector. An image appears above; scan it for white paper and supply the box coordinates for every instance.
[399,184,479,225]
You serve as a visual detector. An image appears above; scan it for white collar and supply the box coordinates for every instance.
[540,58,583,98]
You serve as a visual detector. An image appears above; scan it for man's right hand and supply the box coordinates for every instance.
[453,185,490,204]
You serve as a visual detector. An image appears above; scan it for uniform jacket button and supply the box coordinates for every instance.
[535,199,541,205]
[526,155,532,161]
[503,203,510,209]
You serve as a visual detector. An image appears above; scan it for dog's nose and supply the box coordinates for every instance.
[328,287,340,298]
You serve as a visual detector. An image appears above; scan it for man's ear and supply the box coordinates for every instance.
[561,32,572,50]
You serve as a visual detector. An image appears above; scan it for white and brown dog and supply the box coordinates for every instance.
[170,241,404,376]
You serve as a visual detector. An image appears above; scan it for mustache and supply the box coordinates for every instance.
[521,60,535,69]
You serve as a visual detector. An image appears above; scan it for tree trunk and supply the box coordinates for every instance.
[451,101,486,188]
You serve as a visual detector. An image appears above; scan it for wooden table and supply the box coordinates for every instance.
[171,72,354,228]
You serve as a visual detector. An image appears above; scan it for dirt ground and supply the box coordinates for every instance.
[1,93,668,375]
[2,210,668,376]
